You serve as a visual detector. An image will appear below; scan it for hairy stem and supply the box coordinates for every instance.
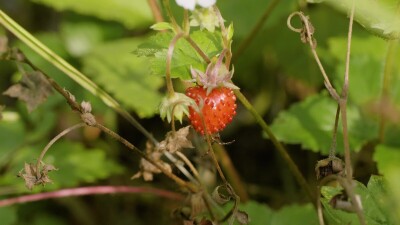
[166,33,184,97]
[341,0,356,181]
[233,0,281,61]
[0,186,183,207]
[234,89,315,204]
[185,36,211,63]
[36,123,85,178]
[162,0,180,31]
[147,0,164,22]
[213,6,232,68]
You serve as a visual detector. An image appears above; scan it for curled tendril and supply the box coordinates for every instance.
[287,11,317,49]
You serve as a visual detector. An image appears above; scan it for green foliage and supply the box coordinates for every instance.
[321,176,395,225]
[43,140,124,188]
[235,201,318,225]
[0,207,17,225]
[328,36,388,105]
[135,31,223,80]
[308,0,400,39]
[270,93,376,154]
[31,0,153,29]
[12,140,124,189]
[82,38,164,118]
[374,145,400,222]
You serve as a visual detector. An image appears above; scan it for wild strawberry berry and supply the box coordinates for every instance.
[186,86,236,135]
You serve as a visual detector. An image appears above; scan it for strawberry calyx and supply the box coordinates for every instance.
[190,50,239,95]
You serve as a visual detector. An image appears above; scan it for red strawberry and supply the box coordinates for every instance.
[186,86,236,135]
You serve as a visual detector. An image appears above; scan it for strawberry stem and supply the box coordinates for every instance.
[166,32,184,97]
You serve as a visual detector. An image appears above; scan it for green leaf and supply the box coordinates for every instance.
[0,207,17,225]
[224,201,317,225]
[150,22,173,31]
[238,201,272,225]
[135,31,223,80]
[374,144,400,222]
[31,0,153,29]
[42,140,124,188]
[308,0,400,39]
[321,176,395,225]
[270,93,377,154]
[327,36,388,105]
[270,204,318,225]
[82,38,164,118]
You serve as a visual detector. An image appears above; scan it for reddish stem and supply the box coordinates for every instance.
[0,186,184,207]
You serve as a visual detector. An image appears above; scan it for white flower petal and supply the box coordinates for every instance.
[176,0,196,10]
[197,0,216,8]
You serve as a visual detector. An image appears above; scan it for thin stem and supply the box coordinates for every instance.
[175,151,200,179]
[316,188,326,225]
[213,6,231,67]
[233,0,281,61]
[147,0,164,23]
[36,123,85,178]
[163,151,198,184]
[213,144,249,202]
[206,135,228,184]
[94,123,198,193]
[329,105,340,158]
[341,0,356,181]
[162,0,180,31]
[184,36,211,63]
[0,186,183,207]
[336,176,366,225]
[234,89,316,204]
[287,12,340,101]
[166,33,184,97]
[378,41,398,142]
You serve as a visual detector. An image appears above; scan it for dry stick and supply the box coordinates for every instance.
[0,186,184,207]
[35,123,85,178]
[234,90,316,204]
[233,0,281,61]
[287,12,340,101]
[94,123,198,193]
[340,3,366,224]
[147,0,164,23]
[341,0,355,182]
[329,105,341,158]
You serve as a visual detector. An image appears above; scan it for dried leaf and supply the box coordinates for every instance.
[235,210,250,225]
[131,142,172,181]
[3,71,53,112]
[158,126,194,153]
[212,185,232,205]
[17,162,58,190]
